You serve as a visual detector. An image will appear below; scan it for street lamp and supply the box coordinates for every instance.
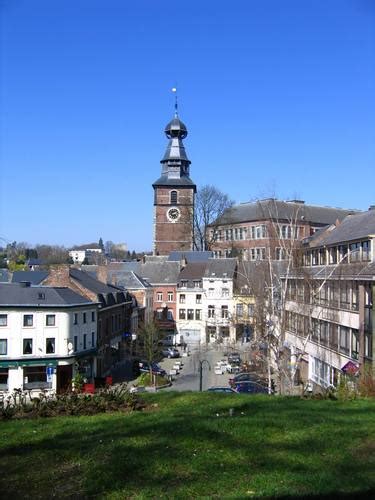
[198,359,211,392]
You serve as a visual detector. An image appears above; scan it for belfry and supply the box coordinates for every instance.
[152,99,196,255]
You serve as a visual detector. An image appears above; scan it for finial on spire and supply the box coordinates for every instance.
[171,87,178,116]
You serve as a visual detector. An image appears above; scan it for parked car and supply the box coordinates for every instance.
[207,386,237,393]
[138,361,166,377]
[229,372,267,387]
[227,352,241,363]
[161,347,180,358]
[234,381,270,394]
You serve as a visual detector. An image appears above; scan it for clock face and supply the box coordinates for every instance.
[167,207,180,221]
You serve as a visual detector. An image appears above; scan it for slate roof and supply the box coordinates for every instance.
[138,261,181,285]
[234,261,288,292]
[177,263,207,285]
[204,259,237,279]
[308,209,375,247]
[214,199,360,226]
[12,271,49,285]
[152,176,196,188]
[69,268,122,295]
[105,260,181,286]
[0,283,94,307]
[168,251,213,262]
[115,271,152,290]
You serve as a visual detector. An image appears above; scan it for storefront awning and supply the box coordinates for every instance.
[0,359,58,368]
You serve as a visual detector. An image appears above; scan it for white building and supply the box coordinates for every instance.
[202,259,237,345]
[69,247,103,264]
[176,263,207,347]
[0,282,99,393]
[175,259,237,347]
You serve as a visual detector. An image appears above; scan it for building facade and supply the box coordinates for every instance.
[0,282,98,393]
[209,199,359,260]
[283,208,375,391]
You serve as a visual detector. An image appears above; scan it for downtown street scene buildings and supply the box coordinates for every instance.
[0,109,374,395]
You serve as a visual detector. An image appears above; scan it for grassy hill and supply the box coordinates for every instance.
[1,392,375,498]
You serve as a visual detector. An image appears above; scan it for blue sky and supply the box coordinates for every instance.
[1,0,374,251]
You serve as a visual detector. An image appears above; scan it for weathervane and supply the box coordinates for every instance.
[171,86,178,116]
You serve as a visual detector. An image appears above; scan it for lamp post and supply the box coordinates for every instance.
[199,359,211,392]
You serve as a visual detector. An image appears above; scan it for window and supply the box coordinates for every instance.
[156,309,163,320]
[23,315,33,327]
[187,309,194,320]
[195,309,202,320]
[362,240,371,261]
[222,288,229,297]
[330,324,338,349]
[225,229,233,241]
[83,334,87,350]
[179,294,186,304]
[349,242,361,262]
[167,310,173,320]
[236,304,243,317]
[276,247,286,261]
[91,331,95,347]
[0,339,7,355]
[247,304,254,316]
[208,306,215,318]
[23,338,33,354]
[83,313,87,324]
[170,190,178,204]
[179,309,186,320]
[339,326,350,355]
[74,335,78,351]
[74,313,78,325]
[328,247,337,264]
[351,329,359,360]
[23,366,51,389]
[194,281,201,288]
[180,281,188,288]
[0,368,8,389]
[91,311,95,322]
[320,322,329,346]
[157,292,163,301]
[196,294,202,304]
[208,288,215,297]
[221,305,229,319]
[0,314,7,327]
[46,338,55,354]
[46,314,55,326]
[167,291,173,302]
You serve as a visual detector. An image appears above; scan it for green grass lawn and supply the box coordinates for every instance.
[1,393,375,498]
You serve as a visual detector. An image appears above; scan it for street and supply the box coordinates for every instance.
[160,345,232,391]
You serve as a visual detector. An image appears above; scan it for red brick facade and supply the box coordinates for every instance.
[153,187,194,255]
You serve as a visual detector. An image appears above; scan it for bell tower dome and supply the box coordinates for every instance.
[152,100,196,256]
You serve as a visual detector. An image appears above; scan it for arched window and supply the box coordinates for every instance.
[170,190,178,204]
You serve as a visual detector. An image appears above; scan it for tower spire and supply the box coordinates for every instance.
[172,87,178,117]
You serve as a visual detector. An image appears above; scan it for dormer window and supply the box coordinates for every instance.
[170,190,178,204]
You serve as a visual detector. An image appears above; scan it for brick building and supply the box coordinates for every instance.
[209,198,359,260]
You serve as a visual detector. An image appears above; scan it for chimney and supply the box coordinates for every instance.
[44,264,71,287]
[96,265,108,284]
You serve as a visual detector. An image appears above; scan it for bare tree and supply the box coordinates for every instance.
[194,185,234,251]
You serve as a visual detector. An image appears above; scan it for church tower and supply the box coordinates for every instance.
[152,107,196,256]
